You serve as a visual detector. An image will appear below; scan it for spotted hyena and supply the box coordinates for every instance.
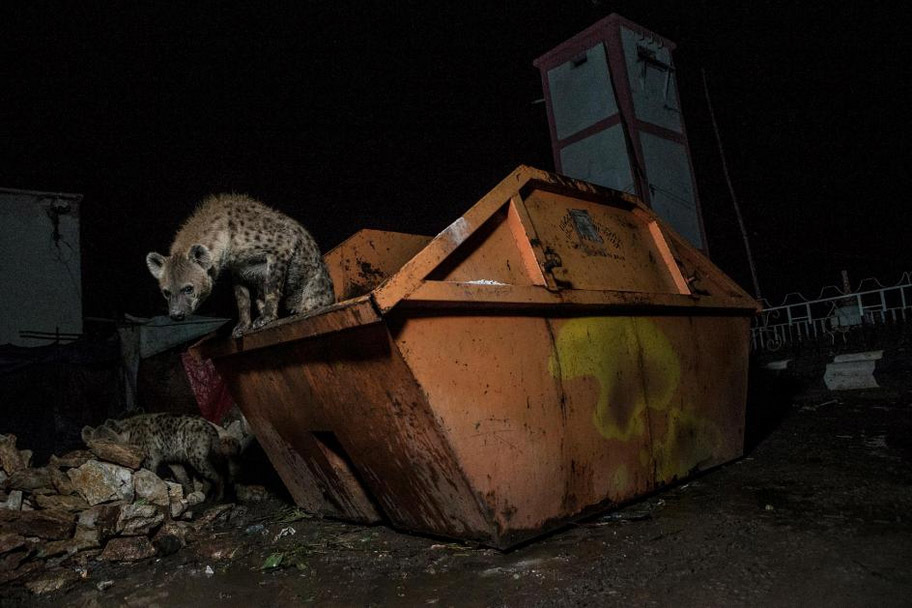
[145,193,334,337]
[82,414,240,500]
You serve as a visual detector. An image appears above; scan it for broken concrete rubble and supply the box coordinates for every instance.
[86,439,145,470]
[0,550,36,585]
[166,480,183,500]
[117,503,164,536]
[186,490,206,507]
[4,466,53,491]
[67,460,135,505]
[77,503,122,541]
[0,532,27,554]
[0,551,34,577]
[48,450,93,470]
[36,526,101,558]
[0,509,75,540]
[152,521,191,556]
[2,490,23,511]
[99,536,156,562]
[34,494,90,512]
[0,418,249,595]
[171,498,189,519]
[23,567,79,595]
[133,468,170,506]
[0,435,26,475]
[49,467,76,496]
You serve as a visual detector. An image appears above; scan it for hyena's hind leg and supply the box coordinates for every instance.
[284,259,335,315]
[167,463,194,495]
[251,253,287,331]
[186,445,226,502]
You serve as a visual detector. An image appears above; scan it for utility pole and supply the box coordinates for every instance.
[702,68,762,301]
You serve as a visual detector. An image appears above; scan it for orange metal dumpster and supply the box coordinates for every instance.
[195,166,759,548]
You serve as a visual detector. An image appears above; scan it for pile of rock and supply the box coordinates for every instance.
[0,432,215,594]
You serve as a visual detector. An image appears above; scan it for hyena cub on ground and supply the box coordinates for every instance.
[82,414,239,500]
[146,193,335,337]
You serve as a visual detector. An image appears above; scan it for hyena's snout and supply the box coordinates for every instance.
[169,295,196,321]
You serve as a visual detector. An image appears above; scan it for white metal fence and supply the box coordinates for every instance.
[751,273,912,352]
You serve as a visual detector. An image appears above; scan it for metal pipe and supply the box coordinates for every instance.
[702,68,762,300]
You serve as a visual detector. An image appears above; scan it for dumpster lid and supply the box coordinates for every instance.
[196,166,757,359]
[372,165,758,314]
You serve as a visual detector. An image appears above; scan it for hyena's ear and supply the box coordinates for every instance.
[146,252,167,279]
[189,244,213,270]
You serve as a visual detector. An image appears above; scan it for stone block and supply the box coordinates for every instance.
[77,503,123,540]
[0,435,25,475]
[2,490,23,511]
[133,469,170,507]
[152,521,191,557]
[0,532,26,555]
[98,536,156,562]
[34,494,90,513]
[49,450,93,470]
[117,503,164,536]
[86,440,145,470]
[67,460,134,505]
[25,567,79,595]
[50,468,76,496]
[5,467,52,492]
[0,509,75,540]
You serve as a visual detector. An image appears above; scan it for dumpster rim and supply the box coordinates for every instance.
[192,295,382,360]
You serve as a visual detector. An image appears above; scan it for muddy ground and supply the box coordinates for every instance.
[3,388,911,607]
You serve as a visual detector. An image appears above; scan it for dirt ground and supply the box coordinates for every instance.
[3,386,911,607]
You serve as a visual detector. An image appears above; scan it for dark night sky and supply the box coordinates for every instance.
[2,2,909,321]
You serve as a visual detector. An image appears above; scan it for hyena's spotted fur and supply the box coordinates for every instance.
[82,414,238,500]
[146,193,334,337]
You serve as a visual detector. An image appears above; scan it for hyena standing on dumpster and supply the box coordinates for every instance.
[146,193,334,337]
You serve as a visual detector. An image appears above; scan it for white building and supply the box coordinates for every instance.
[0,187,83,346]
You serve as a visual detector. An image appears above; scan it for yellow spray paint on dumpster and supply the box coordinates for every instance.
[549,317,681,441]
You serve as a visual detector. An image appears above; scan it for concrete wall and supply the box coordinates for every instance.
[0,190,82,346]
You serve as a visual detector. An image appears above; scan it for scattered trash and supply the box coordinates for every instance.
[245,523,266,535]
[429,543,470,551]
[96,580,114,591]
[268,506,313,525]
[261,552,284,570]
[801,399,839,412]
[273,526,296,542]
[764,504,775,511]
[584,506,655,526]
[204,565,214,576]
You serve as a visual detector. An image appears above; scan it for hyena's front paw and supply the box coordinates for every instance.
[231,322,251,338]
[250,315,277,331]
